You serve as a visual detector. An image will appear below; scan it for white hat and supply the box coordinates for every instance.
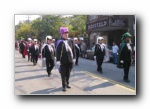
[46,35,52,41]
[97,37,104,40]
[28,38,32,41]
[74,37,78,40]
[34,39,38,42]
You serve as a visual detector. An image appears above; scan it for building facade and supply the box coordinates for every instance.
[86,15,135,48]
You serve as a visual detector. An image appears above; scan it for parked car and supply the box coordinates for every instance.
[84,45,112,62]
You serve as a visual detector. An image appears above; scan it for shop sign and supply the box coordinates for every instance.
[87,19,109,30]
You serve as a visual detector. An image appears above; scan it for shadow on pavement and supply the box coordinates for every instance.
[30,87,62,94]
[15,64,33,67]
[83,82,114,91]
[15,69,45,73]
[15,74,47,82]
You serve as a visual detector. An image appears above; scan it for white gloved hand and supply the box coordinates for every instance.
[120,60,124,63]
[57,61,60,66]
[43,58,46,61]
[94,56,96,60]
[54,57,56,60]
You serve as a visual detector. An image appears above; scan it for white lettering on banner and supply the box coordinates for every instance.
[88,20,108,30]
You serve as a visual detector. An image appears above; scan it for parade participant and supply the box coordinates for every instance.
[74,37,80,65]
[112,42,119,64]
[27,38,32,62]
[94,37,105,73]
[19,38,27,58]
[31,39,39,65]
[117,32,132,83]
[56,27,76,92]
[42,36,55,77]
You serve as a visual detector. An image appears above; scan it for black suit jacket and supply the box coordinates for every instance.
[31,44,39,56]
[120,42,132,62]
[56,39,76,65]
[42,44,55,61]
[94,44,105,59]
[75,44,80,57]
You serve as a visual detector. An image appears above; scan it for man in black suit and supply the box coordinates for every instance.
[119,32,132,83]
[31,39,39,65]
[74,37,80,65]
[94,37,105,73]
[42,36,55,77]
[56,27,76,92]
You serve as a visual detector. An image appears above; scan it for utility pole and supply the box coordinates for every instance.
[26,15,31,24]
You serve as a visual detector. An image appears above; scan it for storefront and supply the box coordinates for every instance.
[86,15,135,48]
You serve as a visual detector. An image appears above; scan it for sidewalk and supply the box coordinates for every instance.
[15,51,136,95]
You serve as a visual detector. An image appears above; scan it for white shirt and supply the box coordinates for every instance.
[97,43,105,51]
[34,44,39,50]
[112,45,119,53]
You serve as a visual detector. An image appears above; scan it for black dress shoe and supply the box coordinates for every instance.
[66,85,71,88]
[62,88,66,91]
[124,79,130,83]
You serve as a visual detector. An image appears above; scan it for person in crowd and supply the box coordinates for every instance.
[74,37,80,65]
[19,38,27,58]
[27,38,32,62]
[80,40,87,58]
[94,37,105,74]
[112,42,119,64]
[56,27,76,92]
[117,32,132,83]
[31,39,40,65]
[42,36,55,77]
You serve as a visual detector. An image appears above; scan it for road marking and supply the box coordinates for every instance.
[84,71,136,92]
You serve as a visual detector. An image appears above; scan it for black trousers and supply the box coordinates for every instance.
[60,63,73,88]
[32,54,38,65]
[27,52,31,61]
[75,56,79,65]
[96,57,104,72]
[123,61,131,80]
[21,50,25,58]
[46,59,54,75]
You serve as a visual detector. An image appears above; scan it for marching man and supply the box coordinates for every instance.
[94,37,105,74]
[42,36,55,77]
[74,37,80,65]
[27,38,32,62]
[31,39,39,66]
[56,27,76,92]
[117,32,132,83]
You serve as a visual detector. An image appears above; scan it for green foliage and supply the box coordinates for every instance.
[15,15,87,40]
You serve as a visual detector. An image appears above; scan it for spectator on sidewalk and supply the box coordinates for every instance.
[112,42,119,64]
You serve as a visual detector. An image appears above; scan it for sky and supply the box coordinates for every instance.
[15,15,41,25]
[15,15,73,25]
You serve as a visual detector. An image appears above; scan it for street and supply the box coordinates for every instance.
[15,50,136,95]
